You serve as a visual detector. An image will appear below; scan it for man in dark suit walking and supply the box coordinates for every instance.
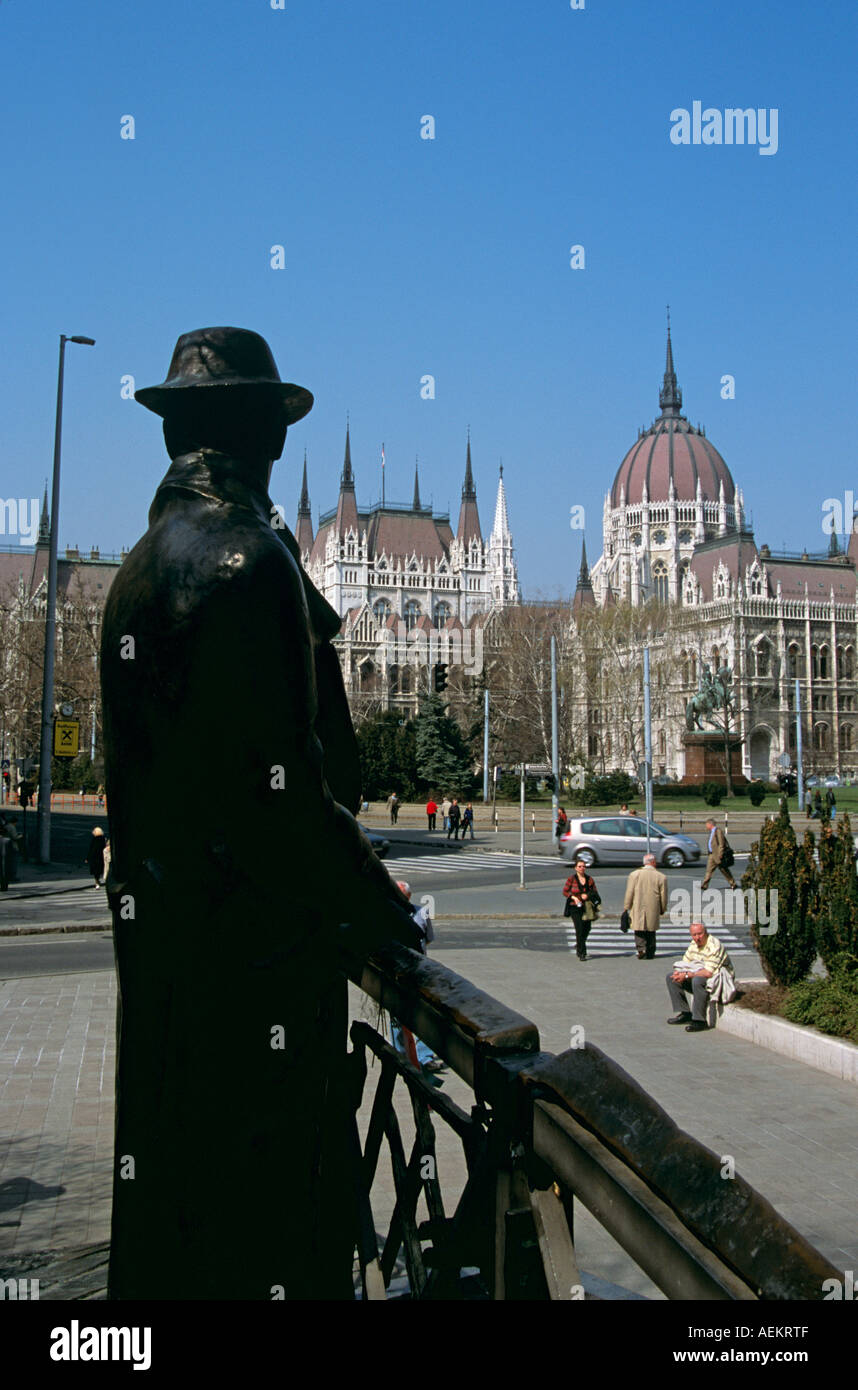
[701,817,737,890]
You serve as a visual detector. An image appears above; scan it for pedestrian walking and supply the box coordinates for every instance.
[700,818,737,890]
[461,802,475,840]
[813,789,823,820]
[825,786,836,820]
[555,806,569,840]
[0,815,20,883]
[426,798,437,831]
[447,798,461,841]
[805,790,813,820]
[86,826,107,887]
[623,853,668,960]
[563,860,601,961]
[441,796,452,832]
[386,791,399,825]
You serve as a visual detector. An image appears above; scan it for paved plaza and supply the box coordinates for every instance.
[1,919,857,1299]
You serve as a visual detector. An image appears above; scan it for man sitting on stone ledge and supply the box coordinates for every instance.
[667,921,735,1033]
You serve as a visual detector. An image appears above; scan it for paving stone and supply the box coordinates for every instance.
[2,949,857,1296]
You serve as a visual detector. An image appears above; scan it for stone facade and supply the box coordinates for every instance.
[297,428,519,717]
[579,331,858,783]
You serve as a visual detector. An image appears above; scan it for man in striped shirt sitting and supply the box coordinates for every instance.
[666,921,735,1033]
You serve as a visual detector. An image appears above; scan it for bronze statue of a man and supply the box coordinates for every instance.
[101,327,417,1300]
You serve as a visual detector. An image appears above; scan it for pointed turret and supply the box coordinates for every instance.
[37,484,50,547]
[490,463,511,543]
[658,309,683,417]
[412,459,422,511]
[334,420,359,535]
[572,538,596,616]
[455,433,482,543]
[341,420,354,488]
[295,451,314,555]
[486,461,519,605]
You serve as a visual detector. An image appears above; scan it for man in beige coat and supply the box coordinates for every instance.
[623,853,668,959]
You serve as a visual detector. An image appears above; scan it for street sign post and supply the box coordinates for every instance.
[53,719,80,758]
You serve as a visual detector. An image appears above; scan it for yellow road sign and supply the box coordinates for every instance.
[54,719,80,757]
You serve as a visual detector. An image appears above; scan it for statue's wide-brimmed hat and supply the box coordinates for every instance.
[135,327,314,424]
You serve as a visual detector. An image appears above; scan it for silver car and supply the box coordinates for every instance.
[558,815,701,869]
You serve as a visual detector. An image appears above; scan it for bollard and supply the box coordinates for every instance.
[679,810,683,832]
[531,812,535,834]
[494,811,498,834]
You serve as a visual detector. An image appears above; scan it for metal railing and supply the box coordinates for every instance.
[346,943,840,1300]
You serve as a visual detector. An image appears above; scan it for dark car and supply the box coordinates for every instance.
[367,831,390,859]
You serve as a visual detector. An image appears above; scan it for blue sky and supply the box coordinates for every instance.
[1,0,855,593]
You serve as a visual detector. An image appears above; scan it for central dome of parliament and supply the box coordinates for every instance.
[610,329,736,509]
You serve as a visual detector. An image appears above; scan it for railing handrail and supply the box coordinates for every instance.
[351,941,840,1300]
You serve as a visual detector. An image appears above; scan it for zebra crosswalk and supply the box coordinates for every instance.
[0,885,110,914]
[386,851,557,876]
[564,923,753,957]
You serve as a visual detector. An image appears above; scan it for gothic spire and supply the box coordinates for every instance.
[37,484,50,546]
[572,537,595,614]
[659,307,683,417]
[490,463,511,542]
[413,459,422,511]
[335,420,359,534]
[462,430,476,500]
[341,419,355,489]
[295,451,314,555]
[455,432,482,543]
[578,537,590,585]
[298,451,311,514]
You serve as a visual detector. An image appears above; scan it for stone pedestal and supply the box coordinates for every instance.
[682,732,746,786]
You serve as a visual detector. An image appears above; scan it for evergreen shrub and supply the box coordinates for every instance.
[741,802,817,986]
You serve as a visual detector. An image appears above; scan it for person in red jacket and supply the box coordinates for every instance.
[563,859,601,961]
[426,798,437,831]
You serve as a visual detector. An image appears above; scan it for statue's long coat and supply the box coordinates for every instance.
[101,449,413,1300]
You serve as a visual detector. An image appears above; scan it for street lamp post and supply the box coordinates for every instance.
[36,334,95,863]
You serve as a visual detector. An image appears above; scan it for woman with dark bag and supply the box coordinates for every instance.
[563,859,601,961]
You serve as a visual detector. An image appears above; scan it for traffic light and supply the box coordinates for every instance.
[433,662,448,693]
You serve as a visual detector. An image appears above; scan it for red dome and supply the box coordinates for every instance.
[611,416,735,508]
[611,326,736,508]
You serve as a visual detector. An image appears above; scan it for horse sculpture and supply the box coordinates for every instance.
[685,663,734,731]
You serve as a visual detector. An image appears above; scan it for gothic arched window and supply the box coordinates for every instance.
[404,600,421,630]
[651,561,669,603]
[754,640,772,678]
[373,598,391,625]
[434,601,451,626]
